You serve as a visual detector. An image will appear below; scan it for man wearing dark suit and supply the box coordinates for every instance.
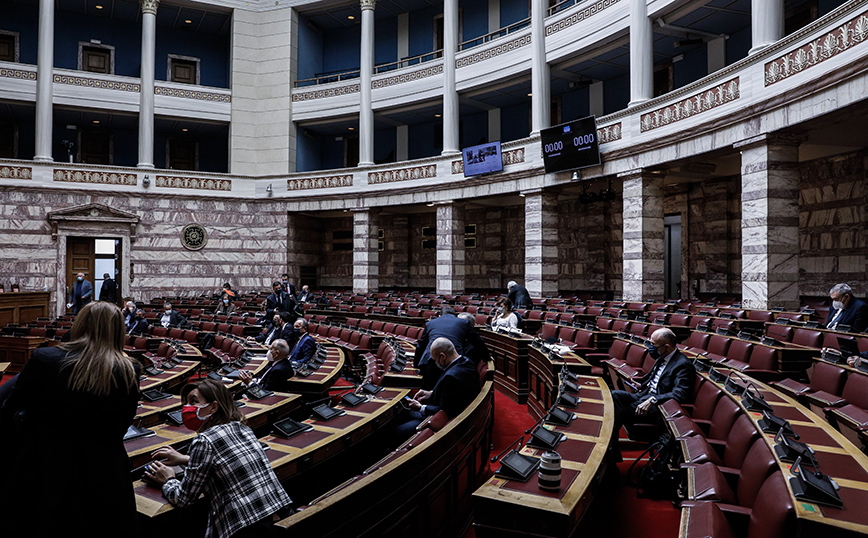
[396,338,481,439]
[67,272,93,314]
[99,273,117,304]
[456,312,492,365]
[280,273,297,298]
[239,339,295,393]
[610,328,695,453]
[507,280,532,309]
[825,283,868,332]
[415,306,488,389]
[128,310,150,334]
[248,312,293,345]
[159,302,186,328]
[266,281,296,318]
[288,318,316,366]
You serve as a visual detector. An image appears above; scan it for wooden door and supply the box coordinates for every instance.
[67,238,94,307]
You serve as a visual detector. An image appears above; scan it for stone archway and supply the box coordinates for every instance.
[47,203,139,317]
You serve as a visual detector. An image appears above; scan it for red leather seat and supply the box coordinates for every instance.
[792,328,822,349]
[540,323,559,340]
[811,372,868,410]
[764,324,793,342]
[689,438,777,506]
[678,331,710,354]
[662,378,723,423]
[721,339,753,365]
[704,335,732,362]
[771,360,845,400]
[681,415,759,468]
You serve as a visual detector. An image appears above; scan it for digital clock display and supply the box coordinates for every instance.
[539,116,601,173]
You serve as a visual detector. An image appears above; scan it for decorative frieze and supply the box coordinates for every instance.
[53,169,137,186]
[597,123,622,144]
[368,164,437,185]
[0,68,36,81]
[372,64,443,89]
[292,84,360,102]
[640,78,739,132]
[765,11,868,86]
[451,148,525,174]
[0,166,32,180]
[287,175,353,191]
[53,74,140,93]
[545,0,623,36]
[155,175,232,191]
[155,86,231,103]
[456,35,531,68]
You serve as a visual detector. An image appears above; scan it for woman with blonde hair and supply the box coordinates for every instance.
[0,301,140,536]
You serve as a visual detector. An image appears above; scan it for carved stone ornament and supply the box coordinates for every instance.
[181,223,208,251]
[140,0,159,15]
[360,0,376,11]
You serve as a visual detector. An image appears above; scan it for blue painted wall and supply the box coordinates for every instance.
[408,121,442,160]
[155,27,229,88]
[408,7,439,57]
[500,101,529,142]
[462,110,488,147]
[297,16,324,81]
[726,26,751,67]
[500,0,528,27]
[296,129,321,172]
[561,85,590,123]
[322,24,362,73]
[673,46,707,90]
[603,74,629,115]
[2,4,38,64]
[375,127,397,164]
[461,0,490,42]
[54,11,142,77]
[375,17,398,65]
[320,135,346,170]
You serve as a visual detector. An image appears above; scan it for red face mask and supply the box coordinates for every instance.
[181,404,212,431]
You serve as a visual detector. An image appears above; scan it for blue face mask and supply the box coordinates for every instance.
[648,344,659,360]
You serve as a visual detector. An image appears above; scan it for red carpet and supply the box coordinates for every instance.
[466,388,681,538]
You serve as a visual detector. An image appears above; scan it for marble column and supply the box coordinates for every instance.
[628,0,653,107]
[436,202,465,295]
[524,189,558,298]
[530,0,550,136]
[749,0,784,55]
[442,0,459,155]
[353,208,378,293]
[735,134,801,310]
[34,0,55,162]
[621,170,665,301]
[392,215,410,287]
[359,0,375,166]
[138,0,159,168]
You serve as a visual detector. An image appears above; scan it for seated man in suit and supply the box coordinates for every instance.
[248,312,293,345]
[123,301,137,330]
[128,309,150,334]
[239,339,294,393]
[288,318,316,366]
[825,283,868,332]
[395,338,481,440]
[297,285,314,304]
[610,328,695,457]
[415,306,488,389]
[507,280,532,309]
[159,302,186,328]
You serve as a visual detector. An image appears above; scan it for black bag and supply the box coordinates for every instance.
[628,434,680,500]
[199,332,216,352]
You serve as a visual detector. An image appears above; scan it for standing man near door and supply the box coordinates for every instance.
[67,272,93,314]
[99,272,117,304]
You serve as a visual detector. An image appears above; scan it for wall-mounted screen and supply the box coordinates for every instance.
[462,141,503,177]
[540,116,601,173]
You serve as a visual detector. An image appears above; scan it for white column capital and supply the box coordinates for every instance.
[360,0,376,11]
[140,0,159,15]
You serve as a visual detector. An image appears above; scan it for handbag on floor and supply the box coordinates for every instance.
[627,434,680,500]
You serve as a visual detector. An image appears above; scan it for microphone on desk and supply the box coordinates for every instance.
[491,436,525,463]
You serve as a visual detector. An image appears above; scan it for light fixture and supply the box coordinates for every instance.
[185,19,192,24]
[519,193,526,197]
[348,15,355,20]
[95,4,103,8]
[92,120,100,124]
[266,183,273,195]
[348,127,355,131]
[434,114,441,118]
[426,202,435,207]
[142,174,150,188]
[181,128,188,132]
[527,92,532,96]
[571,171,580,181]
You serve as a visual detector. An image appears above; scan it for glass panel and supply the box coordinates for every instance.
[95,258,115,278]
[94,239,116,255]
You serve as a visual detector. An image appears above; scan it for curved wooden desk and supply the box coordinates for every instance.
[680,371,868,537]
[284,344,345,399]
[473,375,613,538]
[482,328,533,403]
[527,344,592,422]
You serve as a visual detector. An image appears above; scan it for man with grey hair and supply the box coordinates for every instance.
[507,280,532,309]
[395,337,480,439]
[825,283,868,332]
[123,301,137,330]
[239,338,294,393]
[609,328,694,458]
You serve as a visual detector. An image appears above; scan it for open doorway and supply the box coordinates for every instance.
[66,237,122,309]
[664,215,682,300]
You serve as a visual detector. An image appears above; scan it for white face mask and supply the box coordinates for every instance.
[832,300,844,311]
[223,299,229,304]
[77,276,83,282]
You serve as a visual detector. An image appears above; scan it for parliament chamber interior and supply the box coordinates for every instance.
[1,0,868,536]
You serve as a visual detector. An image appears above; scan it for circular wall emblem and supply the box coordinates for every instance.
[181,223,208,251]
